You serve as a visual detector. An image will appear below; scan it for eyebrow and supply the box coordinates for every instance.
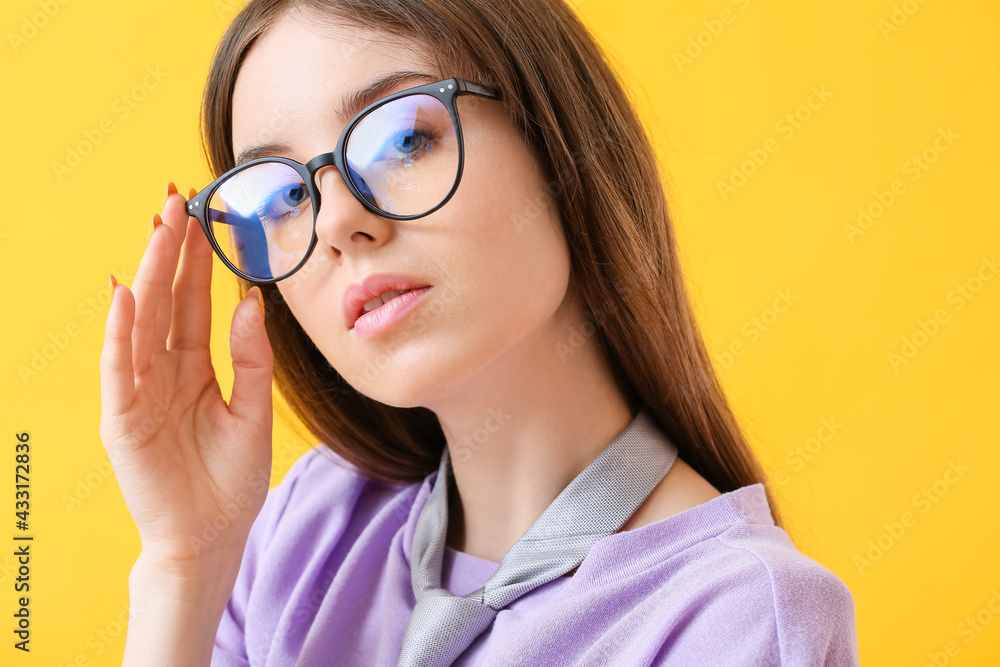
[233,69,439,168]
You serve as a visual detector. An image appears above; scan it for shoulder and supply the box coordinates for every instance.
[591,479,857,666]
[653,485,860,666]
[714,484,857,625]
[717,523,857,662]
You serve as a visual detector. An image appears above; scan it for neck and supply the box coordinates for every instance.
[426,300,637,564]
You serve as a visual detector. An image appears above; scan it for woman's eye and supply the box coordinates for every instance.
[259,185,309,222]
[393,131,426,155]
[379,128,436,161]
[283,186,306,206]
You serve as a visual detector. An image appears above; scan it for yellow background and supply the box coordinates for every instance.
[1,0,997,664]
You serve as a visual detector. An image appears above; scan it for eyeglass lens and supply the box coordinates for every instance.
[207,93,459,281]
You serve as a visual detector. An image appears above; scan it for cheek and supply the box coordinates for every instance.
[268,136,572,397]
[454,145,571,325]
[276,277,337,348]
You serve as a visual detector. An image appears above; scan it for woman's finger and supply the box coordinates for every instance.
[100,279,137,420]
[131,215,177,376]
[227,287,274,428]
[168,194,214,353]
[152,186,189,351]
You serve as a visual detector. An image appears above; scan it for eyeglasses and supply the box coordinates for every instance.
[185,77,501,284]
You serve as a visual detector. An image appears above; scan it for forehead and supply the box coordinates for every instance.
[231,10,439,161]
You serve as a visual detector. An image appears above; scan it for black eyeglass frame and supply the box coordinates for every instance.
[185,77,501,284]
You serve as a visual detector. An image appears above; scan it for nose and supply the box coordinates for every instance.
[311,164,392,259]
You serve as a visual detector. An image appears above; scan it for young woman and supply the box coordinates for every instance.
[101,0,859,664]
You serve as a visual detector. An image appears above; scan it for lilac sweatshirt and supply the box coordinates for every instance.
[211,445,859,666]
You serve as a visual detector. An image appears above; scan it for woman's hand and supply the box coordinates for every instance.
[100,182,274,572]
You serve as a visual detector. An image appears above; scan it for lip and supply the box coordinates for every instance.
[343,273,433,337]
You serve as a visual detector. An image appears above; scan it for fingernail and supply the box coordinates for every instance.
[255,287,266,318]
[247,285,266,316]
[188,187,198,200]
[163,181,178,206]
[247,287,265,318]
[109,273,118,299]
[148,213,163,242]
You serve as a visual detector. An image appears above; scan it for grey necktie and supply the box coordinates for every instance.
[396,406,678,666]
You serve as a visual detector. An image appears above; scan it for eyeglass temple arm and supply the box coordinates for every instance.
[456,79,501,100]
[207,208,263,230]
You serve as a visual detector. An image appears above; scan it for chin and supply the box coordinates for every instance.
[334,353,451,410]
[343,345,492,412]
[349,381,441,411]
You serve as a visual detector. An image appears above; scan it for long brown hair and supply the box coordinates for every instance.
[199,0,784,529]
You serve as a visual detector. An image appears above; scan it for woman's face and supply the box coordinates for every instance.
[231,11,575,409]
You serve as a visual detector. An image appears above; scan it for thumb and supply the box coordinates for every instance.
[228,286,274,425]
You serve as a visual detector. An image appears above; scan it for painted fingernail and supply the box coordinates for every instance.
[188,187,198,200]
[246,287,265,318]
[256,287,266,317]
[109,273,118,299]
[163,181,178,206]
[148,213,163,242]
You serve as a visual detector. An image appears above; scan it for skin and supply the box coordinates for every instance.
[232,10,721,562]
[101,13,722,662]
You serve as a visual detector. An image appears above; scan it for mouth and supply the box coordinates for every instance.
[343,273,435,335]
[361,288,415,314]
[351,286,433,338]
